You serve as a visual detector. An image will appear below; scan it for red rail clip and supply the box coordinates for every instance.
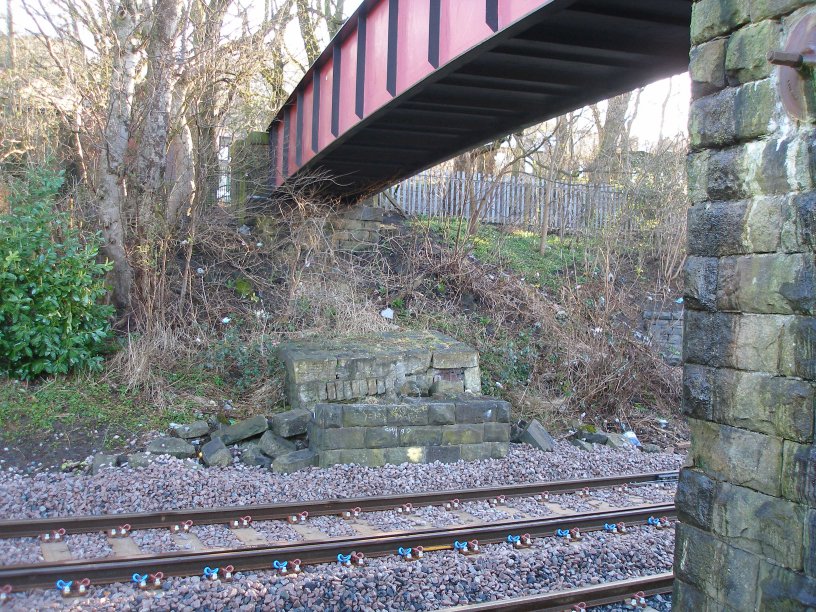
[0,584,11,603]
[108,524,131,538]
[231,516,252,529]
[171,520,193,534]
[626,591,647,608]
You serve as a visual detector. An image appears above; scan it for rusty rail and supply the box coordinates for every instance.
[0,503,675,590]
[451,572,675,611]
[0,471,677,539]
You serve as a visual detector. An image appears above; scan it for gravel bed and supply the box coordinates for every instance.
[362,510,423,532]
[189,525,242,549]
[0,537,43,565]
[505,496,554,518]
[251,521,303,543]
[308,516,358,538]
[553,483,677,511]
[460,500,512,522]
[412,504,461,527]
[546,493,595,512]
[64,533,113,560]
[130,529,179,555]
[4,525,674,611]
[0,443,681,520]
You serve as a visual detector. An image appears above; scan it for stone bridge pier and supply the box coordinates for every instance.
[676,0,816,609]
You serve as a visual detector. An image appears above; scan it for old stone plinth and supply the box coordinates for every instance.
[279,331,481,410]
[309,397,510,467]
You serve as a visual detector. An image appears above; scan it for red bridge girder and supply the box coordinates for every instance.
[268,0,691,201]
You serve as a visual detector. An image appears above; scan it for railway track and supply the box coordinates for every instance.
[452,572,675,611]
[0,471,677,539]
[0,472,677,598]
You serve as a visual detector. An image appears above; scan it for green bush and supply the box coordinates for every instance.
[0,168,113,380]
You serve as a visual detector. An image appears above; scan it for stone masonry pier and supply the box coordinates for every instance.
[279,331,481,410]
[677,1,816,609]
[309,398,511,467]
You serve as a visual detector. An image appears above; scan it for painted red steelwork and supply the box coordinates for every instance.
[267,0,692,200]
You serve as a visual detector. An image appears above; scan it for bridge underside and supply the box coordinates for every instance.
[272,0,691,201]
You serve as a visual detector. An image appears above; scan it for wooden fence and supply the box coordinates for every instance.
[376,172,627,233]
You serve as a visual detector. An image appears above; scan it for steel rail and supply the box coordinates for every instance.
[0,471,678,539]
[450,572,675,611]
[0,503,675,590]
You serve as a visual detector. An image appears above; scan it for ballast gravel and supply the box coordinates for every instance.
[459,500,512,522]
[3,525,675,611]
[129,529,179,555]
[0,537,43,566]
[64,533,113,560]
[0,443,681,520]
[308,516,358,538]
[250,521,303,544]
[189,525,242,550]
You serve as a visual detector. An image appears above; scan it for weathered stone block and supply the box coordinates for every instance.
[172,421,210,439]
[673,578,711,612]
[712,480,806,569]
[91,453,118,475]
[384,446,427,465]
[725,20,779,83]
[519,419,556,452]
[365,426,400,449]
[486,441,510,459]
[272,449,317,473]
[684,257,719,312]
[688,418,783,496]
[201,438,232,467]
[751,0,815,20]
[426,445,461,463]
[286,356,338,384]
[463,366,481,392]
[259,430,296,458]
[146,436,196,459]
[316,427,366,450]
[455,400,498,423]
[690,80,775,149]
[241,445,273,468]
[432,349,478,369]
[717,253,816,315]
[320,448,384,467]
[758,558,816,610]
[342,405,387,427]
[806,509,816,578]
[782,441,816,504]
[313,404,343,429]
[441,424,484,445]
[484,422,511,443]
[675,523,761,611]
[220,415,269,446]
[690,39,728,98]
[428,403,456,425]
[460,443,492,461]
[399,426,442,446]
[125,453,155,469]
[676,468,717,531]
[691,0,749,44]
[430,379,465,396]
[387,404,429,426]
[494,401,511,423]
[683,365,815,443]
[270,409,311,438]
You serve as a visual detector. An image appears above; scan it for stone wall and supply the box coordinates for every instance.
[328,203,397,251]
[309,398,511,467]
[643,310,684,366]
[677,1,816,609]
[279,331,482,410]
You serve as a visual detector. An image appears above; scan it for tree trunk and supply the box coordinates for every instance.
[136,0,183,201]
[296,0,321,64]
[97,2,139,311]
